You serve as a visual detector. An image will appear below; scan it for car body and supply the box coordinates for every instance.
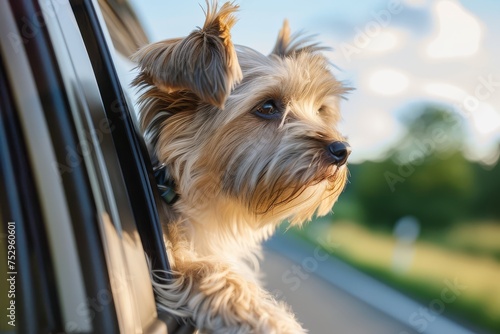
[0,0,193,332]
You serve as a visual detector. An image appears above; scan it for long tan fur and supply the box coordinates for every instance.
[133,2,350,333]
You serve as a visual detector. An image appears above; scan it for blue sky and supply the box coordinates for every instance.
[129,0,500,164]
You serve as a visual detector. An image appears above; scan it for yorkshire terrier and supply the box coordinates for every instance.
[132,1,350,333]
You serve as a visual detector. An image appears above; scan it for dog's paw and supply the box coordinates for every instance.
[188,265,306,333]
[153,262,306,333]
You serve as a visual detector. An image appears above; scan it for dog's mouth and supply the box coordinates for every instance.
[324,164,347,182]
[288,159,348,197]
[308,151,348,183]
[250,160,349,224]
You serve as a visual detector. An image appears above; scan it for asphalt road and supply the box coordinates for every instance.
[261,234,478,334]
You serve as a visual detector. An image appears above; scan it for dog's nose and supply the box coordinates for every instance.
[327,141,351,166]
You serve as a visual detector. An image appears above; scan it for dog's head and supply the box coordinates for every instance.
[133,1,351,227]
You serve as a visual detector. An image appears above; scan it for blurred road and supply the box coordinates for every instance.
[261,234,478,334]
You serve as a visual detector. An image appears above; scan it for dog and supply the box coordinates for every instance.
[132,1,350,333]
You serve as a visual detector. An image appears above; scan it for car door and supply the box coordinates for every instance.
[0,0,193,332]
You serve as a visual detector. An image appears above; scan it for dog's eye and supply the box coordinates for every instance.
[254,100,281,120]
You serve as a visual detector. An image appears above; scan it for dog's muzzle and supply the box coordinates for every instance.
[327,141,351,166]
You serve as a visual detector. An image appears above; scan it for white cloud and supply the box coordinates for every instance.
[404,0,429,8]
[426,0,482,58]
[365,30,401,53]
[471,102,500,137]
[423,82,467,101]
[367,69,410,96]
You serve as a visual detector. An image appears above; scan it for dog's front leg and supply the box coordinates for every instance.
[153,259,306,334]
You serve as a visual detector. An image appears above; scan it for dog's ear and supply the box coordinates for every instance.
[271,20,292,57]
[132,1,242,109]
[271,20,329,58]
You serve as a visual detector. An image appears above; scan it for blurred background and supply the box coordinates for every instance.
[125,0,500,333]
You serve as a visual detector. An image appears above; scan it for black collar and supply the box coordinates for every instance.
[153,163,179,205]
